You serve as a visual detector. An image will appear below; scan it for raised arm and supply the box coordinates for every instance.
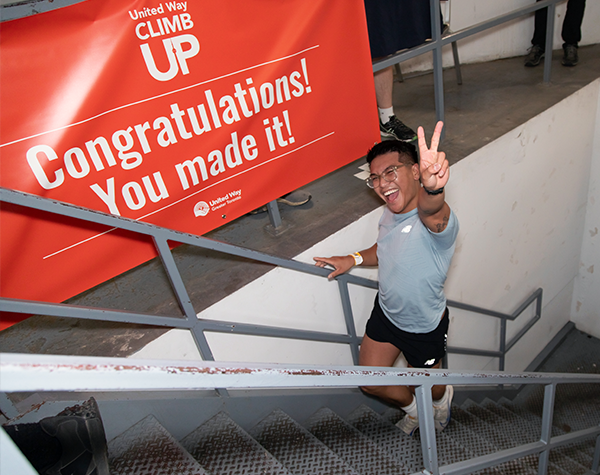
[314,243,378,280]
[417,121,451,233]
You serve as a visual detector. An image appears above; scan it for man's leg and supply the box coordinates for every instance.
[416,359,446,401]
[372,64,417,142]
[359,334,433,436]
[358,333,414,407]
[532,0,547,48]
[561,0,586,66]
[373,65,394,111]
[561,0,586,46]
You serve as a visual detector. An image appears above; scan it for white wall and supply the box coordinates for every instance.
[402,0,600,74]
[571,84,600,336]
[444,79,598,371]
[132,79,600,370]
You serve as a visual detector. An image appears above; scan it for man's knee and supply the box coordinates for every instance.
[359,385,383,397]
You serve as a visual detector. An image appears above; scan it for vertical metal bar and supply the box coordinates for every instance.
[542,2,555,84]
[266,200,283,229]
[592,433,600,473]
[499,318,507,372]
[153,236,214,361]
[416,384,439,475]
[190,324,215,361]
[337,278,360,365]
[430,0,445,126]
[537,383,556,475]
[536,288,544,321]
[451,41,463,85]
[153,236,196,319]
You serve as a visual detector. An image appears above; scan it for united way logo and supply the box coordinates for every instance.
[194,201,210,217]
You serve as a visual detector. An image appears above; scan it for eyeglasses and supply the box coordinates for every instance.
[365,165,400,189]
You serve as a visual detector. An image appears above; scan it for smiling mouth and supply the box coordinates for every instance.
[383,188,399,202]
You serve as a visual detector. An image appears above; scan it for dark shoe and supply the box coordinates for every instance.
[524,45,544,67]
[249,205,268,215]
[249,190,311,215]
[562,44,578,67]
[379,115,417,142]
[277,189,311,207]
[4,398,110,475]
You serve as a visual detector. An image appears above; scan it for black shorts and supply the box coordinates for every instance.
[365,296,449,368]
[364,0,439,58]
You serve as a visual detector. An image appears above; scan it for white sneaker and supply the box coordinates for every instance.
[395,413,419,436]
[433,385,454,431]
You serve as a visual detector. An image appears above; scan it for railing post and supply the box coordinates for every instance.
[153,236,215,361]
[265,200,291,236]
[499,318,507,372]
[416,384,439,475]
[430,0,445,127]
[592,432,600,474]
[537,383,556,475]
[337,277,360,365]
[542,2,556,84]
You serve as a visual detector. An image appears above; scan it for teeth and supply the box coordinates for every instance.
[384,189,398,197]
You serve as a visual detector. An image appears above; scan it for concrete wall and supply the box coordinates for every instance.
[400,0,600,74]
[571,84,600,337]
[132,79,600,370]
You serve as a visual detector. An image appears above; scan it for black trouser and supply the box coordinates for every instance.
[532,0,586,49]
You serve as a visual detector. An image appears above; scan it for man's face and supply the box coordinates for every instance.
[369,152,420,214]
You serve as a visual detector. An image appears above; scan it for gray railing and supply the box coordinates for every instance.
[1,352,599,475]
[382,0,564,126]
[1,186,541,371]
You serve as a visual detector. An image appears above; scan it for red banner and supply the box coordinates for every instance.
[0,0,378,316]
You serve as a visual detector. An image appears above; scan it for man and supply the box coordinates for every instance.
[364,0,437,142]
[314,121,458,435]
[524,0,586,67]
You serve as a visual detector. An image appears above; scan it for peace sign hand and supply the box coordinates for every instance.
[418,121,449,193]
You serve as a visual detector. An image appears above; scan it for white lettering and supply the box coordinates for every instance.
[90,178,120,215]
[122,181,146,210]
[26,145,64,190]
[64,147,90,179]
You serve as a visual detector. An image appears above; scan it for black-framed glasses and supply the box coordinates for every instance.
[365,165,400,189]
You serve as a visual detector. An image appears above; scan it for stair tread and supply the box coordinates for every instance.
[451,405,537,475]
[181,411,292,475]
[249,409,360,475]
[350,404,500,475]
[107,415,208,475]
[498,397,597,469]
[482,399,590,475]
[346,405,424,474]
[304,407,407,475]
[461,400,572,475]
[514,384,600,434]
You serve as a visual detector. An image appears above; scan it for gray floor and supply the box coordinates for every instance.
[1,44,600,357]
[512,327,600,413]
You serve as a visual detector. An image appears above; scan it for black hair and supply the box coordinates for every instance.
[366,140,418,166]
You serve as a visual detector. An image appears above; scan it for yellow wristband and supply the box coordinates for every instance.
[351,252,363,266]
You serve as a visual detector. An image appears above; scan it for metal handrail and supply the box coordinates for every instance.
[1,186,541,372]
[1,352,600,475]
[376,0,563,124]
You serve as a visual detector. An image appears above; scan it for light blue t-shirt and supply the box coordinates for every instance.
[376,206,459,333]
